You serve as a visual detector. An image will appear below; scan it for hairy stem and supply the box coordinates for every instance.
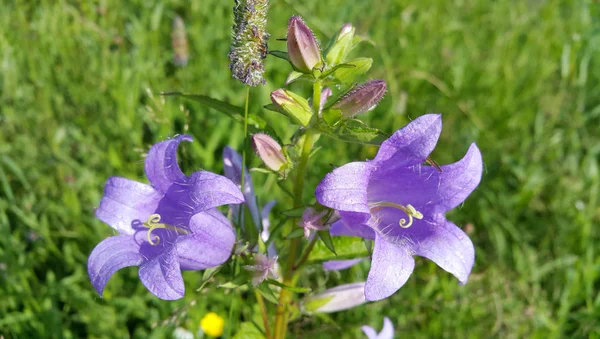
[273,80,321,339]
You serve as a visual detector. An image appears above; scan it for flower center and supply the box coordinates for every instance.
[142,214,188,245]
[369,202,423,228]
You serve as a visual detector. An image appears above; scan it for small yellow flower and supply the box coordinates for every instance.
[200,312,225,337]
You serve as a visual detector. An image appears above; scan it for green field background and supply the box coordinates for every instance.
[1,0,599,338]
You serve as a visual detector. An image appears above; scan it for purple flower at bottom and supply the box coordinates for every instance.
[88,135,244,300]
[362,317,394,339]
[315,114,483,301]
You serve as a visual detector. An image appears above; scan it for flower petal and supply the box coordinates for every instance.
[365,234,415,301]
[373,114,442,169]
[413,218,474,284]
[368,143,483,215]
[379,317,394,339]
[261,200,278,258]
[223,146,260,227]
[177,209,236,270]
[139,246,185,300]
[315,162,375,220]
[95,177,163,235]
[87,235,144,296]
[306,282,367,313]
[330,218,375,239]
[361,326,378,339]
[145,135,193,193]
[322,258,365,271]
[429,143,482,213]
[155,171,244,227]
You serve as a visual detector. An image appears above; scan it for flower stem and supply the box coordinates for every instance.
[273,80,321,339]
[255,290,272,339]
[293,234,318,270]
[240,86,250,193]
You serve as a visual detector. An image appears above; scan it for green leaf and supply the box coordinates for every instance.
[268,50,289,62]
[308,236,369,262]
[318,230,337,255]
[256,284,279,304]
[162,92,277,137]
[319,63,356,80]
[285,71,309,85]
[318,119,388,145]
[281,206,307,218]
[331,58,372,84]
[233,322,266,339]
[303,295,334,313]
[196,266,222,291]
[266,279,312,293]
[284,228,305,240]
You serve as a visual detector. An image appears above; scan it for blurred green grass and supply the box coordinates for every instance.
[1,0,599,338]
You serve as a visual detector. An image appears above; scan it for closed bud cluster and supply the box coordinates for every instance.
[171,16,189,67]
[228,0,270,86]
[251,133,287,172]
[325,23,355,65]
[287,16,321,73]
[270,89,313,126]
[332,80,387,118]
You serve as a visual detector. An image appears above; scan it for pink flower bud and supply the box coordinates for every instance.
[287,16,321,73]
[332,80,386,118]
[251,133,287,172]
[320,88,332,113]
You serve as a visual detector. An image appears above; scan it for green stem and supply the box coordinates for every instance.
[293,234,318,270]
[273,80,321,339]
[241,86,250,194]
[255,290,272,339]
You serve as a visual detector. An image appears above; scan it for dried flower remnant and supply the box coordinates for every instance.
[297,207,328,238]
[171,16,189,66]
[332,80,387,118]
[316,114,483,301]
[88,136,244,300]
[244,253,278,286]
[287,16,321,73]
[362,317,394,339]
[228,0,270,86]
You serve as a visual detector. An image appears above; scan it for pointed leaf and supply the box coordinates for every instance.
[318,230,337,255]
[308,236,369,262]
[266,279,312,293]
[285,228,306,240]
[331,58,372,84]
[319,63,356,80]
[256,284,279,304]
[268,50,290,62]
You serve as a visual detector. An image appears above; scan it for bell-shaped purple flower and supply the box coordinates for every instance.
[332,80,387,118]
[88,135,244,300]
[287,16,321,73]
[315,114,482,301]
[362,317,394,339]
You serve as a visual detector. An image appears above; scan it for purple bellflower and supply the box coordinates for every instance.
[362,317,394,339]
[88,135,244,300]
[315,114,483,301]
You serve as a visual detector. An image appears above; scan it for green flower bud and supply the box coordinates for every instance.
[325,23,355,65]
